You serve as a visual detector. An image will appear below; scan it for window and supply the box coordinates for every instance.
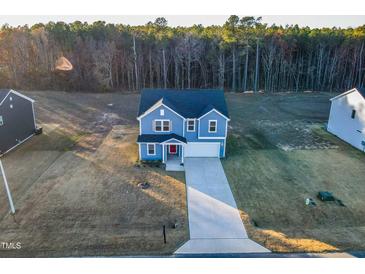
[155,120,162,131]
[160,109,165,116]
[154,120,171,132]
[208,120,217,133]
[147,144,155,155]
[351,110,356,119]
[187,119,195,132]
[0,116,3,126]
[163,120,170,131]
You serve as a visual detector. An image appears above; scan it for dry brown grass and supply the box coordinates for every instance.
[0,91,188,257]
[239,210,337,253]
[223,92,365,253]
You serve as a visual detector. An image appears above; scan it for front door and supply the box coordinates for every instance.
[169,145,177,154]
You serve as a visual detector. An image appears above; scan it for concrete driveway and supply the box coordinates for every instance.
[175,158,269,254]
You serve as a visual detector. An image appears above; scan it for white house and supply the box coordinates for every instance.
[327,87,365,152]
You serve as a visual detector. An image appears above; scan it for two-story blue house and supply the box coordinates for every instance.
[137,89,230,169]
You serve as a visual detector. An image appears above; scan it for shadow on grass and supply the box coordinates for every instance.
[238,209,338,253]
[0,128,189,257]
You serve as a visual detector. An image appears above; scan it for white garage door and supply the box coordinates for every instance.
[184,142,220,158]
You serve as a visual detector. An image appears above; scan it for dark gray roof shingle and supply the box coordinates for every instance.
[137,133,187,143]
[0,89,10,102]
[138,89,229,119]
[356,87,365,98]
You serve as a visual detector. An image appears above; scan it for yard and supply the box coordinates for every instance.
[0,91,188,257]
[222,92,365,252]
[1,90,365,256]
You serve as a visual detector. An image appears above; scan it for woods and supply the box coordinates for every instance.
[0,16,364,92]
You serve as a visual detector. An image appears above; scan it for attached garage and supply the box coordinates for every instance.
[184,142,220,158]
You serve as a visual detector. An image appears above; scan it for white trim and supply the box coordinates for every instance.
[198,137,225,139]
[330,88,359,101]
[181,146,184,163]
[187,118,196,132]
[137,99,163,119]
[208,120,217,133]
[197,117,228,139]
[197,108,230,121]
[186,142,221,145]
[184,142,221,158]
[154,119,171,132]
[0,89,35,106]
[31,102,37,129]
[183,120,185,137]
[164,143,183,146]
[162,144,165,163]
[223,140,226,157]
[161,138,185,144]
[139,119,142,135]
[137,99,186,121]
[0,133,34,157]
[225,119,228,138]
[223,119,228,157]
[138,143,142,160]
[147,143,156,155]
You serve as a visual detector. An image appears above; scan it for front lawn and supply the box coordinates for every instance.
[222,92,365,252]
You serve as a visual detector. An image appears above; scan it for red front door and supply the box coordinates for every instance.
[169,145,177,154]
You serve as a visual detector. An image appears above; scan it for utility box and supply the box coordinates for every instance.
[317,191,335,202]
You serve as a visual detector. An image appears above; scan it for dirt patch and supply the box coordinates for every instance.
[256,121,339,151]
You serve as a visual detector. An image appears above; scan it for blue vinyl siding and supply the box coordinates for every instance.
[140,143,163,160]
[184,119,199,141]
[140,105,184,135]
[198,111,227,138]
[139,104,228,160]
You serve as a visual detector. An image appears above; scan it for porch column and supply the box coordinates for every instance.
[181,145,184,164]
[162,144,165,163]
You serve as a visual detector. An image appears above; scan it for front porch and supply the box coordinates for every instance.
[165,155,185,171]
[163,143,185,172]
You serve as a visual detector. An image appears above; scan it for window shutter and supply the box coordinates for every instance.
[153,120,156,131]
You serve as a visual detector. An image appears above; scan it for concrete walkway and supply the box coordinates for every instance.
[175,158,269,254]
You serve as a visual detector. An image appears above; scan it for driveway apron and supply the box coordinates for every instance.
[175,158,269,254]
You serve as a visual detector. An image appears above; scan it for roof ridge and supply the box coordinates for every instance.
[138,88,229,118]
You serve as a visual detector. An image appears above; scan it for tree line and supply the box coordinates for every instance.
[0,16,364,93]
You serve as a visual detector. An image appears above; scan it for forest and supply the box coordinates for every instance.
[0,16,364,93]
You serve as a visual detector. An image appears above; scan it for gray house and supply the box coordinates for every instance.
[0,89,37,156]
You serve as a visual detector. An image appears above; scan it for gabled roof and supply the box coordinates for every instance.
[137,89,229,119]
[0,89,35,106]
[330,87,365,101]
[357,87,365,98]
[0,89,10,103]
[137,133,187,143]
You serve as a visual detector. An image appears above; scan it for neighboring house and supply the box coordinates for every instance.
[0,89,37,156]
[137,89,230,167]
[327,87,365,151]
